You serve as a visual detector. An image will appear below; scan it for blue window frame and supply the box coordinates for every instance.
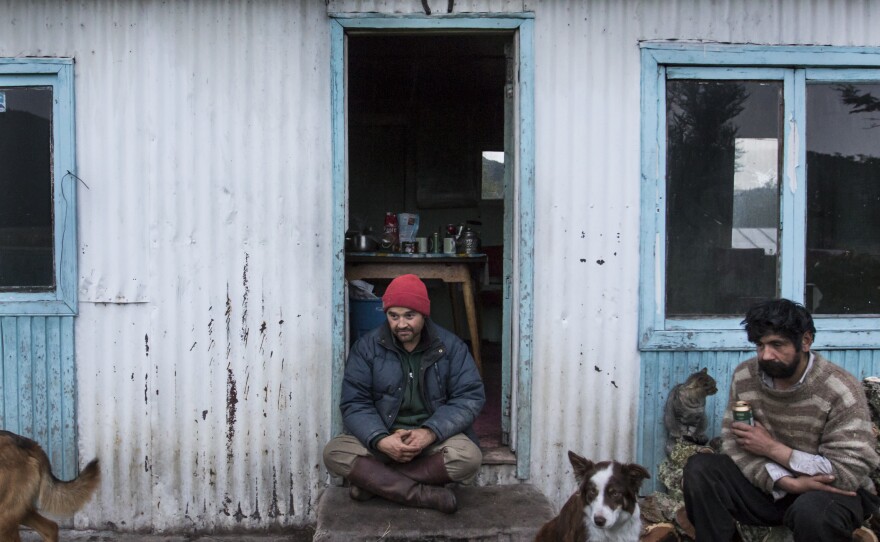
[640,44,880,350]
[0,59,77,316]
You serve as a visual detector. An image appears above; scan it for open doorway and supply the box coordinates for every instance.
[345,32,511,457]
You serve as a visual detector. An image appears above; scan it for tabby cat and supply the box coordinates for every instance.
[663,367,718,454]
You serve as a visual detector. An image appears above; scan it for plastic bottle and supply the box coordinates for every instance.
[383,212,399,251]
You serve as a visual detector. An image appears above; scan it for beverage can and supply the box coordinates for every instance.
[733,400,753,426]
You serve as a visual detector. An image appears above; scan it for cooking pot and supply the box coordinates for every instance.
[350,234,378,252]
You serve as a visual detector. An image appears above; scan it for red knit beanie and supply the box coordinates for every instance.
[382,274,431,317]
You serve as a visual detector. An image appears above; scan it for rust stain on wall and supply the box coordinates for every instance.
[288,472,296,516]
[268,466,281,518]
[241,253,250,346]
[223,280,239,459]
[251,479,262,521]
[233,502,246,522]
[225,288,232,360]
[226,364,238,459]
[207,305,216,362]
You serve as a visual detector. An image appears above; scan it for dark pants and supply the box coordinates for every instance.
[683,453,871,542]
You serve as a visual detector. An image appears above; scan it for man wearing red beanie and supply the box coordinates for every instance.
[323,274,485,514]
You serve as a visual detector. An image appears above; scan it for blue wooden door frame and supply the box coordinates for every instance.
[329,13,536,479]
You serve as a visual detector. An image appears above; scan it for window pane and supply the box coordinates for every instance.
[806,83,880,315]
[0,87,54,290]
[666,80,781,317]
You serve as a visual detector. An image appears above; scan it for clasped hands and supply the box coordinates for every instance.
[376,428,437,463]
[731,421,855,497]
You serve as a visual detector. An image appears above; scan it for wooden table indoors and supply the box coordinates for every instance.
[345,252,487,374]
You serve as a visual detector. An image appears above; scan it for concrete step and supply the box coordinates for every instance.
[20,531,316,541]
[313,484,553,542]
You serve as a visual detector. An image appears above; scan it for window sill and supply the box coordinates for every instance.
[640,325,880,351]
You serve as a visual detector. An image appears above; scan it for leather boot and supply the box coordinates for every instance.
[348,484,373,501]
[392,452,454,486]
[347,456,458,514]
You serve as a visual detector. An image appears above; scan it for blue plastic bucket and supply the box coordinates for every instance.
[349,298,386,344]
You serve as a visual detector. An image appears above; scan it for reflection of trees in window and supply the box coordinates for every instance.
[836,84,880,127]
[805,83,880,314]
[807,149,880,313]
[733,184,777,227]
[666,81,749,315]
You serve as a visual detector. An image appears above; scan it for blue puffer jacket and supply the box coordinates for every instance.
[340,319,485,450]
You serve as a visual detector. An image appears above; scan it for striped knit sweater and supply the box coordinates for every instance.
[721,353,879,494]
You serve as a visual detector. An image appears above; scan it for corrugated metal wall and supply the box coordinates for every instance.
[3,0,880,530]
[2,0,332,531]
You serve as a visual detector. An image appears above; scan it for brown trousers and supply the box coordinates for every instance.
[323,433,482,484]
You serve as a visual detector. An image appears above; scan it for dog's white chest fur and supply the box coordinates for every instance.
[582,465,643,542]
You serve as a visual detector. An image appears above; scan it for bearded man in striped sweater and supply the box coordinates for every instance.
[683,298,880,541]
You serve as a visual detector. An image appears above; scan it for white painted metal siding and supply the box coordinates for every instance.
[3,0,880,531]
[2,0,332,531]
[327,0,527,14]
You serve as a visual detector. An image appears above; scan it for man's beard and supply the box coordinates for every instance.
[759,359,800,379]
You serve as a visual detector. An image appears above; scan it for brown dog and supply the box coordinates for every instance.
[535,451,650,542]
[0,430,100,542]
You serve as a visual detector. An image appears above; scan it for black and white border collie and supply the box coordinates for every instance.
[535,450,650,542]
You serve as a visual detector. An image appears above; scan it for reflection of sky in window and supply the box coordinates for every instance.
[734,138,777,191]
[483,151,504,163]
[733,138,778,255]
[0,87,52,119]
[808,84,880,158]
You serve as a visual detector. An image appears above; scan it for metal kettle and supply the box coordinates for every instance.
[455,223,481,255]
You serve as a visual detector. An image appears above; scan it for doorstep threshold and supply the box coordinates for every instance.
[481,445,516,465]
